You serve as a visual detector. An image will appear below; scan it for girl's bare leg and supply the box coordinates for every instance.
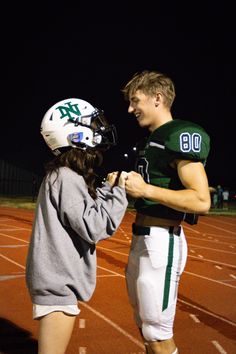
[38,311,76,354]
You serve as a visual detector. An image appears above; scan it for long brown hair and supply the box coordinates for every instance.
[45,147,103,199]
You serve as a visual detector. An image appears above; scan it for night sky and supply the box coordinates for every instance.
[1,1,235,190]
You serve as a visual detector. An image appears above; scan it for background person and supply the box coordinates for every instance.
[216,185,223,208]
[121,70,211,354]
[222,188,230,210]
[25,98,128,354]
[212,192,218,208]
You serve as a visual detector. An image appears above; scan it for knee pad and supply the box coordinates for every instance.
[137,276,162,341]
[142,323,159,342]
[136,268,176,341]
[141,311,174,342]
[142,321,174,342]
[137,275,162,323]
[139,289,175,342]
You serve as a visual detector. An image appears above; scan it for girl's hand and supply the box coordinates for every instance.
[106,171,119,187]
[106,171,128,188]
[117,171,129,188]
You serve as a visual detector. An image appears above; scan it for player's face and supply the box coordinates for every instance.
[128,90,157,131]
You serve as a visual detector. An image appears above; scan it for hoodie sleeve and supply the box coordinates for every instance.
[49,168,128,244]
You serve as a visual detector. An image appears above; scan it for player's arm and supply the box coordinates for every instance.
[125,160,211,214]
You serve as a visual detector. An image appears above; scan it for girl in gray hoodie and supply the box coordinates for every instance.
[25,98,128,354]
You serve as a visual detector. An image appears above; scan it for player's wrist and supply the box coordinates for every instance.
[142,183,154,199]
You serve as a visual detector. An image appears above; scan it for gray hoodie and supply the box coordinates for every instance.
[26,167,128,305]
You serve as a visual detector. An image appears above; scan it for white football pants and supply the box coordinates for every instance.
[125,225,188,341]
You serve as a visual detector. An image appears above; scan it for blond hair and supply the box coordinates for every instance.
[122,70,176,108]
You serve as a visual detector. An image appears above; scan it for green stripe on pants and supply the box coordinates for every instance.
[162,230,174,311]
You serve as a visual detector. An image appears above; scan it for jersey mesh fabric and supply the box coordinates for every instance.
[134,119,210,221]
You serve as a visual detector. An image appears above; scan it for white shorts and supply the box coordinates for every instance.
[125,225,188,341]
[33,304,80,320]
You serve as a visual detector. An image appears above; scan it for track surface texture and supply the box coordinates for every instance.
[0,206,235,354]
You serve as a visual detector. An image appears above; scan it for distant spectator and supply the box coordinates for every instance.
[212,192,218,208]
[216,185,223,208]
[209,187,217,208]
[222,188,230,210]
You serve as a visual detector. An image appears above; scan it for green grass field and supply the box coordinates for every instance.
[0,196,37,210]
[1,196,236,216]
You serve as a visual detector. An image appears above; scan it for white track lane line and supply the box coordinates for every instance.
[1,252,235,332]
[1,226,236,325]
[0,252,144,350]
[0,232,29,243]
[189,314,200,323]
[179,299,236,327]
[187,243,236,255]
[203,216,236,227]
[0,253,25,269]
[97,246,236,268]
[197,221,236,235]
[97,265,125,278]
[187,236,236,247]
[0,222,31,230]
[184,271,236,288]
[0,245,27,248]
[211,340,228,354]
[0,228,30,232]
[229,274,236,279]
[97,246,129,257]
[0,274,25,281]
[182,225,200,234]
[215,265,223,270]
[189,256,236,269]
[79,302,145,350]
[2,246,235,291]
[79,319,86,328]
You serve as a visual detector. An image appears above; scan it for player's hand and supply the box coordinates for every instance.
[125,171,147,198]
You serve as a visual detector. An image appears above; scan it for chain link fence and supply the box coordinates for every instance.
[0,159,42,201]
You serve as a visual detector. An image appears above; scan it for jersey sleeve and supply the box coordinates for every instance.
[165,121,210,162]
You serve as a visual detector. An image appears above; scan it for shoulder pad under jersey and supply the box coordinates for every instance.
[164,120,210,161]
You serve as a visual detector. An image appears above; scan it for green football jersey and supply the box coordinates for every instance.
[134,119,210,223]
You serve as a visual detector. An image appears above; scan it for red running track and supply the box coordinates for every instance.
[0,206,236,354]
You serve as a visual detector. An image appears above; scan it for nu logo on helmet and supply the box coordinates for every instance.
[51,102,82,120]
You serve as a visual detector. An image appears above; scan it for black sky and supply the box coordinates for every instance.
[1,1,235,189]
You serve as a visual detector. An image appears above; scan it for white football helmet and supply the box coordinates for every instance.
[41,98,117,155]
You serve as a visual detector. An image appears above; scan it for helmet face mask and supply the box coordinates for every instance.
[41,98,117,155]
